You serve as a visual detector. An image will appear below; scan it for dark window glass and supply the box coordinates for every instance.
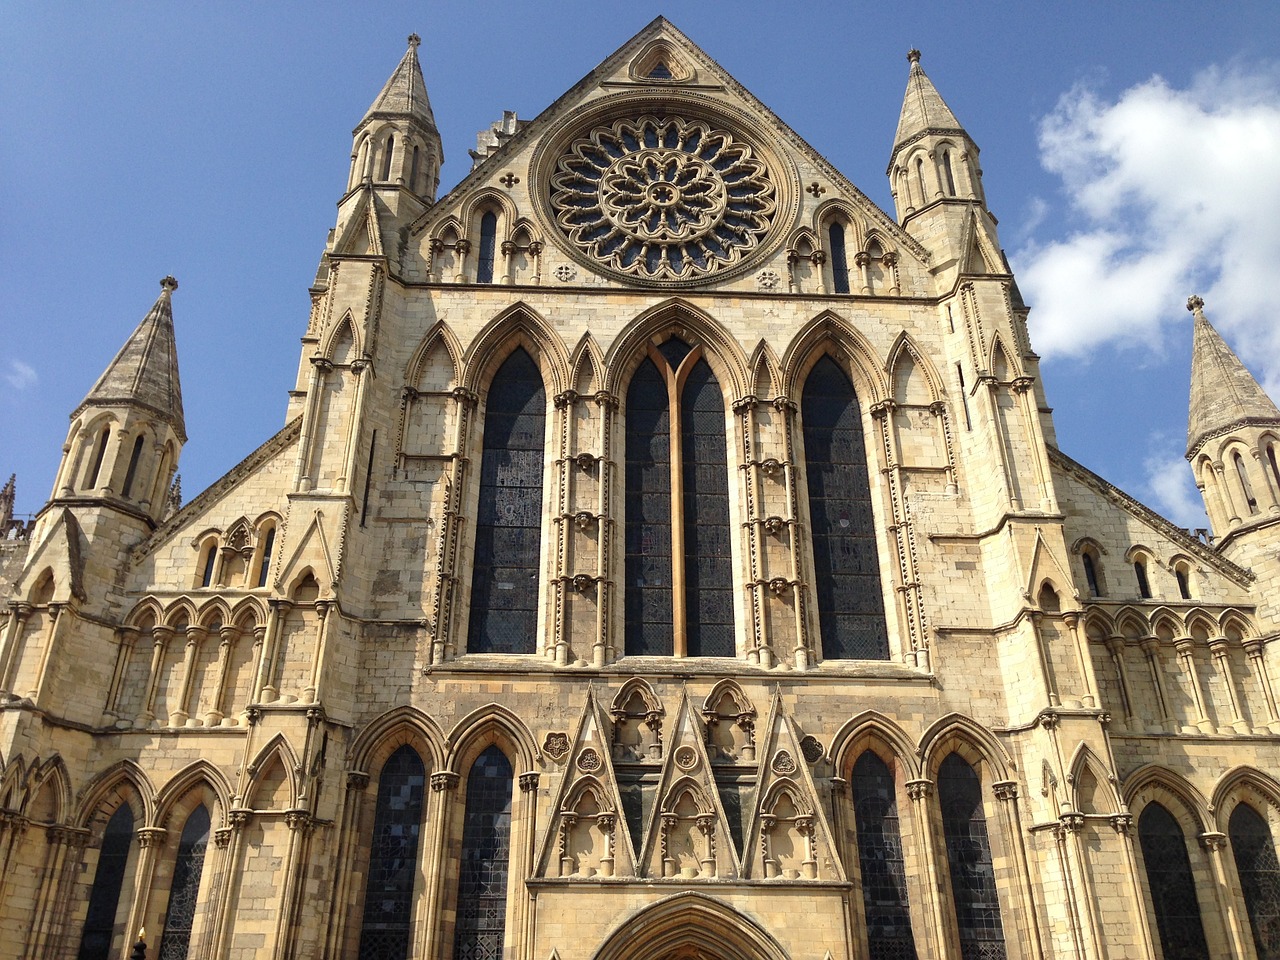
[257,527,275,588]
[358,745,426,960]
[1083,553,1101,597]
[87,427,110,489]
[1135,560,1152,599]
[477,211,498,284]
[942,151,957,196]
[1176,567,1191,600]
[469,348,545,654]
[382,135,395,181]
[938,754,1006,960]
[1230,803,1280,960]
[453,747,513,960]
[78,803,135,960]
[625,357,673,655]
[201,545,217,588]
[1236,453,1259,514]
[1138,802,1210,960]
[852,752,917,959]
[121,435,145,498]
[803,356,889,659]
[829,222,850,294]
[157,804,210,960]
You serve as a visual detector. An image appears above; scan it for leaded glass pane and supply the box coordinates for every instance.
[802,356,890,660]
[453,747,514,960]
[852,752,917,960]
[358,745,427,960]
[157,804,210,960]
[477,211,497,284]
[625,358,673,655]
[1231,803,1280,959]
[469,348,545,654]
[1138,803,1209,960]
[938,754,1006,960]
[829,223,850,294]
[78,803,135,960]
[682,359,734,657]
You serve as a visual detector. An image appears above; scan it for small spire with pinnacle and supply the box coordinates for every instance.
[1187,295,1280,456]
[359,33,438,134]
[890,48,967,163]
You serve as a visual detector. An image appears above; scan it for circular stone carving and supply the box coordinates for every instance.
[799,736,824,764]
[771,750,797,775]
[674,745,699,771]
[577,748,602,772]
[554,264,576,282]
[543,732,570,761]
[550,115,778,283]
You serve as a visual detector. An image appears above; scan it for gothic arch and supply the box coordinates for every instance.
[27,755,71,823]
[987,335,1020,381]
[760,778,812,816]
[1148,608,1185,637]
[75,759,156,829]
[1123,544,1157,565]
[660,776,715,816]
[1212,766,1280,828]
[162,597,197,629]
[1121,764,1212,834]
[603,298,749,400]
[592,891,792,960]
[154,759,232,828]
[569,333,605,396]
[746,339,781,398]
[445,703,538,774]
[1067,743,1120,813]
[611,677,663,716]
[349,705,447,773]
[563,775,613,813]
[784,226,819,255]
[459,188,519,231]
[461,302,570,396]
[780,310,887,404]
[229,597,265,629]
[829,710,921,780]
[813,198,865,245]
[886,331,944,402]
[127,598,164,628]
[245,734,301,810]
[406,321,462,389]
[1082,608,1114,639]
[1071,536,1109,557]
[1184,610,1218,641]
[322,311,363,363]
[918,713,1013,782]
[1220,610,1254,639]
[196,598,232,629]
[1114,609,1150,640]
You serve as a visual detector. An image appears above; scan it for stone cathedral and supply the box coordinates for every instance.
[4,18,1280,960]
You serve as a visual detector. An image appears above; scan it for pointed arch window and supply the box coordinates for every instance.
[77,803,135,960]
[1229,802,1280,960]
[1138,802,1210,959]
[1175,564,1192,600]
[1134,558,1152,600]
[358,745,426,960]
[828,222,850,294]
[477,211,498,284]
[157,804,211,960]
[802,355,889,660]
[1268,443,1280,493]
[382,135,395,181]
[941,149,957,196]
[200,544,217,588]
[1082,550,1102,598]
[453,746,514,960]
[915,158,928,205]
[86,426,111,490]
[469,348,546,654]
[938,753,1006,960]
[410,145,421,193]
[121,435,145,499]
[257,526,276,588]
[625,339,734,657]
[851,751,917,958]
[1236,452,1259,514]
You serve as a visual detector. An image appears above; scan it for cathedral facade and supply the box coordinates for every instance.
[4,18,1280,960]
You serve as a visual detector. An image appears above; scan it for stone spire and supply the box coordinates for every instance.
[78,277,186,441]
[360,33,438,135]
[1186,295,1280,456]
[890,49,966,163]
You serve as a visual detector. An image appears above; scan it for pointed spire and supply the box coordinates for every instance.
[79,277,186,441]
[360,33,438,134]
[891,49,966,160]
[1187,295,1280,456]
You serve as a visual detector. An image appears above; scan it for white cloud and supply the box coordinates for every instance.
[1015,65,1280,390]
[3,360,37,392]
[1143,451,1207,531]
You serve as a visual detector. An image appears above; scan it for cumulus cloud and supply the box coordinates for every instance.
[1143,451,1207,531]
[1015,65,1280,391]
[3,360,37,392]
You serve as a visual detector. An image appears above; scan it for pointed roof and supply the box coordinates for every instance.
[358,33,438,135]
[78,277,186,440]
[891,50,967,163]
[1187,295,1280,455]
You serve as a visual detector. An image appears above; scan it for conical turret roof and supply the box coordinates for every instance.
[891,50,967,162]
[79,277,186,441]
[358,33,437,134]
[1187,295,1279,456]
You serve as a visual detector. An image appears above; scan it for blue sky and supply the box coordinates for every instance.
[3,1,1279,528]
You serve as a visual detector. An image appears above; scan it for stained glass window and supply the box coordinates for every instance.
[802,356,890,660]
[1138,802,1209,960]
[469,348,545,654]
[852,752,917,960]
[625,357,673,655]
[358,745,426,960]
[1230,803,1280,959]
[157,804,210,960]
[829,223,850,294]
[453,747,514,960]
[77,803,135,960]
[938,754,1006,960]
[477,211,498,284]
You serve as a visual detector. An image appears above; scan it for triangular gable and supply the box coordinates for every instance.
[274,505,343,593]
[331,189,385,258]
[19,509,87,603]
[1023,527,1078,604]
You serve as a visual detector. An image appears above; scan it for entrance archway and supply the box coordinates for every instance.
[593,892,792,960]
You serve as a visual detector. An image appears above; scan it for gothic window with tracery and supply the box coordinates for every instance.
[1138,802,1210,960]
[77,803,135,960]
[358,745,426,960]
[625,339,734,657]
[469,348,546,654]
[453,746,514,960]
[477,211,498,284]
[1229,802,1280,960]
[802,355,889,660]
[852,751,917,959]
[157,804,210,960]
[938,754,1006,960]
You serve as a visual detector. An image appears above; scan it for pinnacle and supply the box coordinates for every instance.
[359,34,438,134]
[891,49,966,160]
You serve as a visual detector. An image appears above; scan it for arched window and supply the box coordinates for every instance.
[1229,802,1280,959]
[802,355,889,660]
[257,526,276,588]
[157,804,211,960]
[121,435,145,499]
[469,348,545,654]
[200,544,218,588]
[938,753,1006,959]
[477,211,498,284]
[1135,559,1152,600]
[828,222,850,294]
[1236,452,1259,514]
[915,158,928,205]
[624,340,734,657]
[1268,444,1280,493]
[86,426,111,489]
[382,135,395,181]
[1175,564,1192,600]
[1138,802,1210,959]
[410,145,421,193]
[941,149,957,196]
[77,803,135,960]
[851,751,917,958]
[358,745,426,959]
[1082,551,1102,598]
[453,746,514,960]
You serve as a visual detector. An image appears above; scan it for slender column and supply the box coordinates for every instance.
[500,240,516,285]
[529,240,544,285]
[1200,832,1248,960]
[452,239,471,283]
[1064,815,1105,960]
[104,625,139,720]
[243,625,265,719]
[169,624,206,726]
[1209,638,1248,732]
[125,827,167,949]
[1111,815,1157,960]
[883,250,901,295]
[593,393,616,667]
[255,600,291,703]
[139,626,174,724]
[1139,636,1175,732]
[1174,637,1213,732]
[1064,613,1099,708]
[204,624,238,725]
[25,825,88,960]
[905,779,948,958]
[1052,816,1089,960]
[206,814,243,960]
[855,251,871,294]
[980,377,1019,510]
[1031,612,1060,706]
[422,771,461,958]
[304,601,332,702]
[272,812,314,960]
[294,357,331,492]
[1249,449,1280,513]
[338,360,370,490]
[0,603,33,695]
[1243,639,1280,729]
[324,772,371,958]
[1214,461,1242,526]
[992,780,1045,960]
[1013,377,1054,511]
[28,602,65,701]
[1104,636,1136,728]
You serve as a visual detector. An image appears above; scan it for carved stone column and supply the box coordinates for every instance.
[1209,638,1249,732]
[1139,636,1175,732]
[1243,639,1280,730]
[125,826,167,950]
[1200,831,1249,959]
[1110,815,1158,960]
[0,602,32,696]
[1174,637,1213,732]
[139,625,174,724]
[1104,636,1135,727]
[204,624,238,726]
[169,624,206,726]
[256,599,292,703]
[905,779,947,958]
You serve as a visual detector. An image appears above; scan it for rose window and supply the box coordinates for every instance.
[550,116,777,282]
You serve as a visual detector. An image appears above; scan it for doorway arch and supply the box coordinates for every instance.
[593,892,792,960]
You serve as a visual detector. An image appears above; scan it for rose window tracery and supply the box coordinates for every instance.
[550,116,777,282]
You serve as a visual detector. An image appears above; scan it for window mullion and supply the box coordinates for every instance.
[663,356,687,657]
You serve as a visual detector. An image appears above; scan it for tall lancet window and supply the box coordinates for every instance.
[1138,803,1210,959]
[358,745,426,960]
[1229,802,1280,959]
[829,222,850,294]
[469,348,546,654]
[453,746,514,960]
[851,751,917,958]
[477,211,498,284]
[625,339,734,657]
[938,754,1006,960]
[802,356,889,660]
[157,804,211,960]
[77,803,135,960]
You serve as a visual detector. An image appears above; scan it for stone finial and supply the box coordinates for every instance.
[408,33,421,50]
[160,276,178,293]
[1187,295,1204,314]
[907,49,922,65]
